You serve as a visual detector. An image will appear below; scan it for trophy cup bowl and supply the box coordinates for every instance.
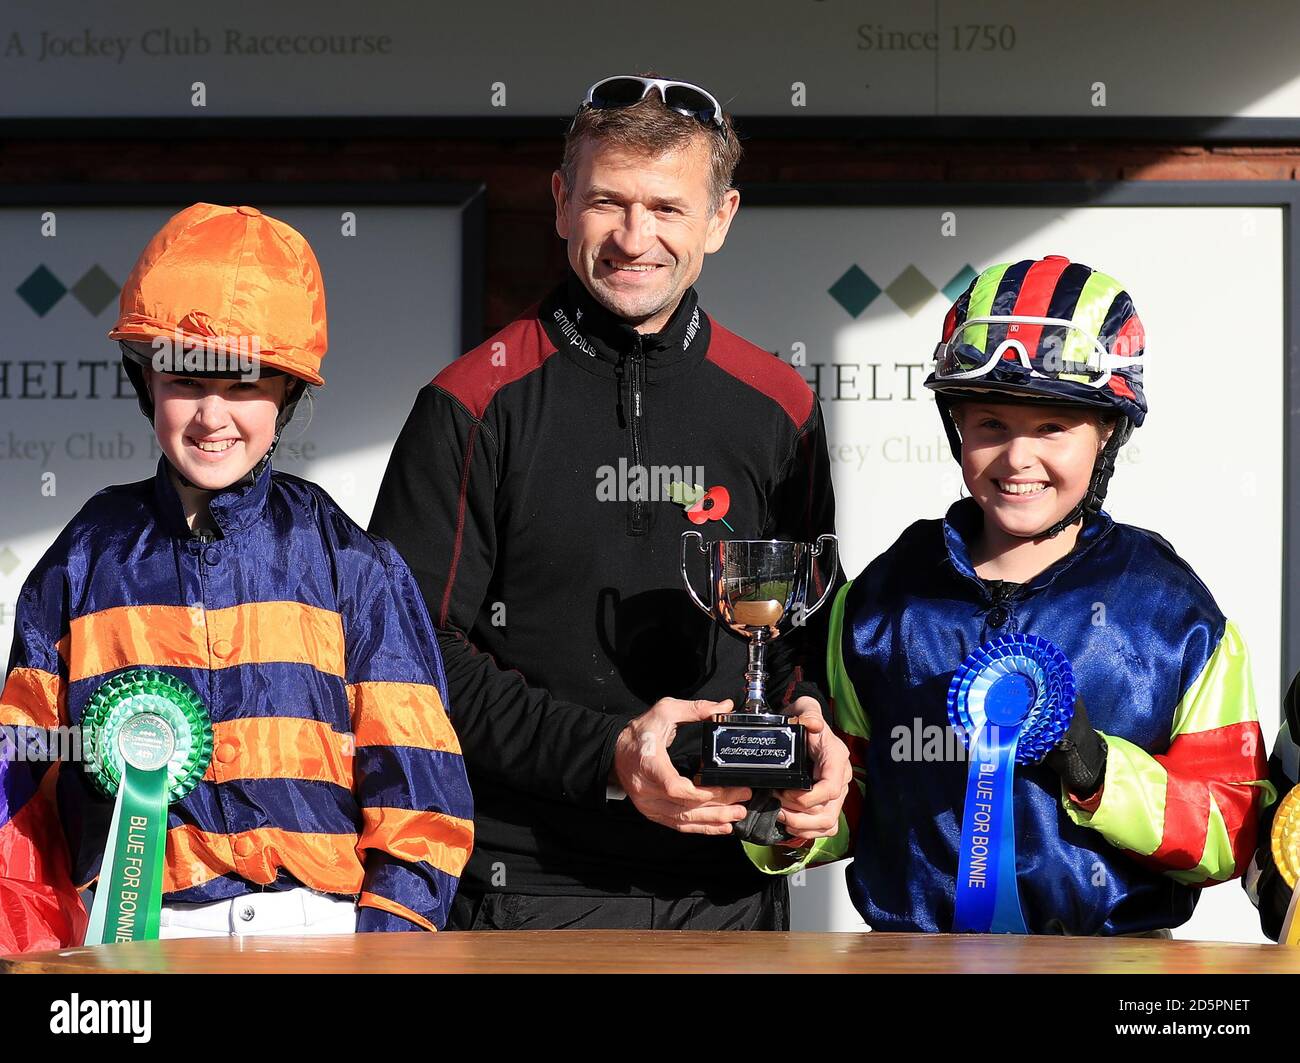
[680,532,838,789]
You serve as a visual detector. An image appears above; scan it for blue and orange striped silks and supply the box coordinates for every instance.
[0,457,473,950]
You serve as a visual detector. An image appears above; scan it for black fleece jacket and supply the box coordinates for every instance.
[370,270,840,897]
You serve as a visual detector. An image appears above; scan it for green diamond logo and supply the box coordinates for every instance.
[71,265,120,316]
[17,266,67,317]
[828,265,881,319]
[0,546,20,577]
[885,265,939,318]
[942,265,979,303]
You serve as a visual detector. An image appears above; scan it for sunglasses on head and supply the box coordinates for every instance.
[572,75,726,133]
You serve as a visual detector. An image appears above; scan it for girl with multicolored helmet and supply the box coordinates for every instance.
[745,255,1273,935]
[0,204,473,951]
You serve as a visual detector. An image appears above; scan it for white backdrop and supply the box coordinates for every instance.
[0,201,466,655]
[0,197,1285,942]
[699,203,1285,942]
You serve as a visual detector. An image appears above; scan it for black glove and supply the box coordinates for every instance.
[733,791,792,846]
[1045,695,1107,798]
[1255,858,1294,942]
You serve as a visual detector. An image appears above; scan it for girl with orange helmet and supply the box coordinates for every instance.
[0,204,472,951]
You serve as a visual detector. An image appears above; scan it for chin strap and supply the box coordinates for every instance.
[140,371,308,494]
[170,448,271,494]
[1036,418,1132,539]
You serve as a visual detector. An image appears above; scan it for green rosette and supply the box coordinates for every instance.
[81,669,212,946]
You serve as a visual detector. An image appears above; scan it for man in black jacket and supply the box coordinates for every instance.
[370,74,850,930]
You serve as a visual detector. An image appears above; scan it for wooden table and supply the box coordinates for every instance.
[5,931,1299,974]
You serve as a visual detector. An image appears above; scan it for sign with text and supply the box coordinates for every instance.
[2,0,1299,120]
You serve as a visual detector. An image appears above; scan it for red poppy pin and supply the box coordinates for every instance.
[668,481,734,532]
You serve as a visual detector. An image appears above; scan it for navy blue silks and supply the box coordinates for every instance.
[840,498,1225,935]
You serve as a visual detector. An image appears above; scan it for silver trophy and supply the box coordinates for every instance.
[680,532,838,788]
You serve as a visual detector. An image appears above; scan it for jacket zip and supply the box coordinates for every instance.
[628,336,647,535]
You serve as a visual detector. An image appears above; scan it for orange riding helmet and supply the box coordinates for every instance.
[110,203,327,418]
[109,203,328,487]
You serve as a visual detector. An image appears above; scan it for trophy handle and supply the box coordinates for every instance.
[804,534,839,619]
[680,531,712,616]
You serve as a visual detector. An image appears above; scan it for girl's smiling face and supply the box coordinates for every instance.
[149,370,288,491]
[954,400,1113,540]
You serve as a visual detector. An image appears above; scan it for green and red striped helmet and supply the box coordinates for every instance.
[925,255,1147,535]
[925,255,1146,428]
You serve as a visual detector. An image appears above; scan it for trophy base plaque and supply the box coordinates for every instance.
[698,712,813,789]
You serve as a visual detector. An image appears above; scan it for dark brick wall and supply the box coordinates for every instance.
[4,135,1298,335]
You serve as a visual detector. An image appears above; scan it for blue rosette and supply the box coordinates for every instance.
[947,633,1075,765]
[946,633,1076,934]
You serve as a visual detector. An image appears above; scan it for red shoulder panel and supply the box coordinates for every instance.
[705,317,814,428]
[433,304,558,420]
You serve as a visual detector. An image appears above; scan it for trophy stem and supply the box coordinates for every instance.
[744,633,770,714]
